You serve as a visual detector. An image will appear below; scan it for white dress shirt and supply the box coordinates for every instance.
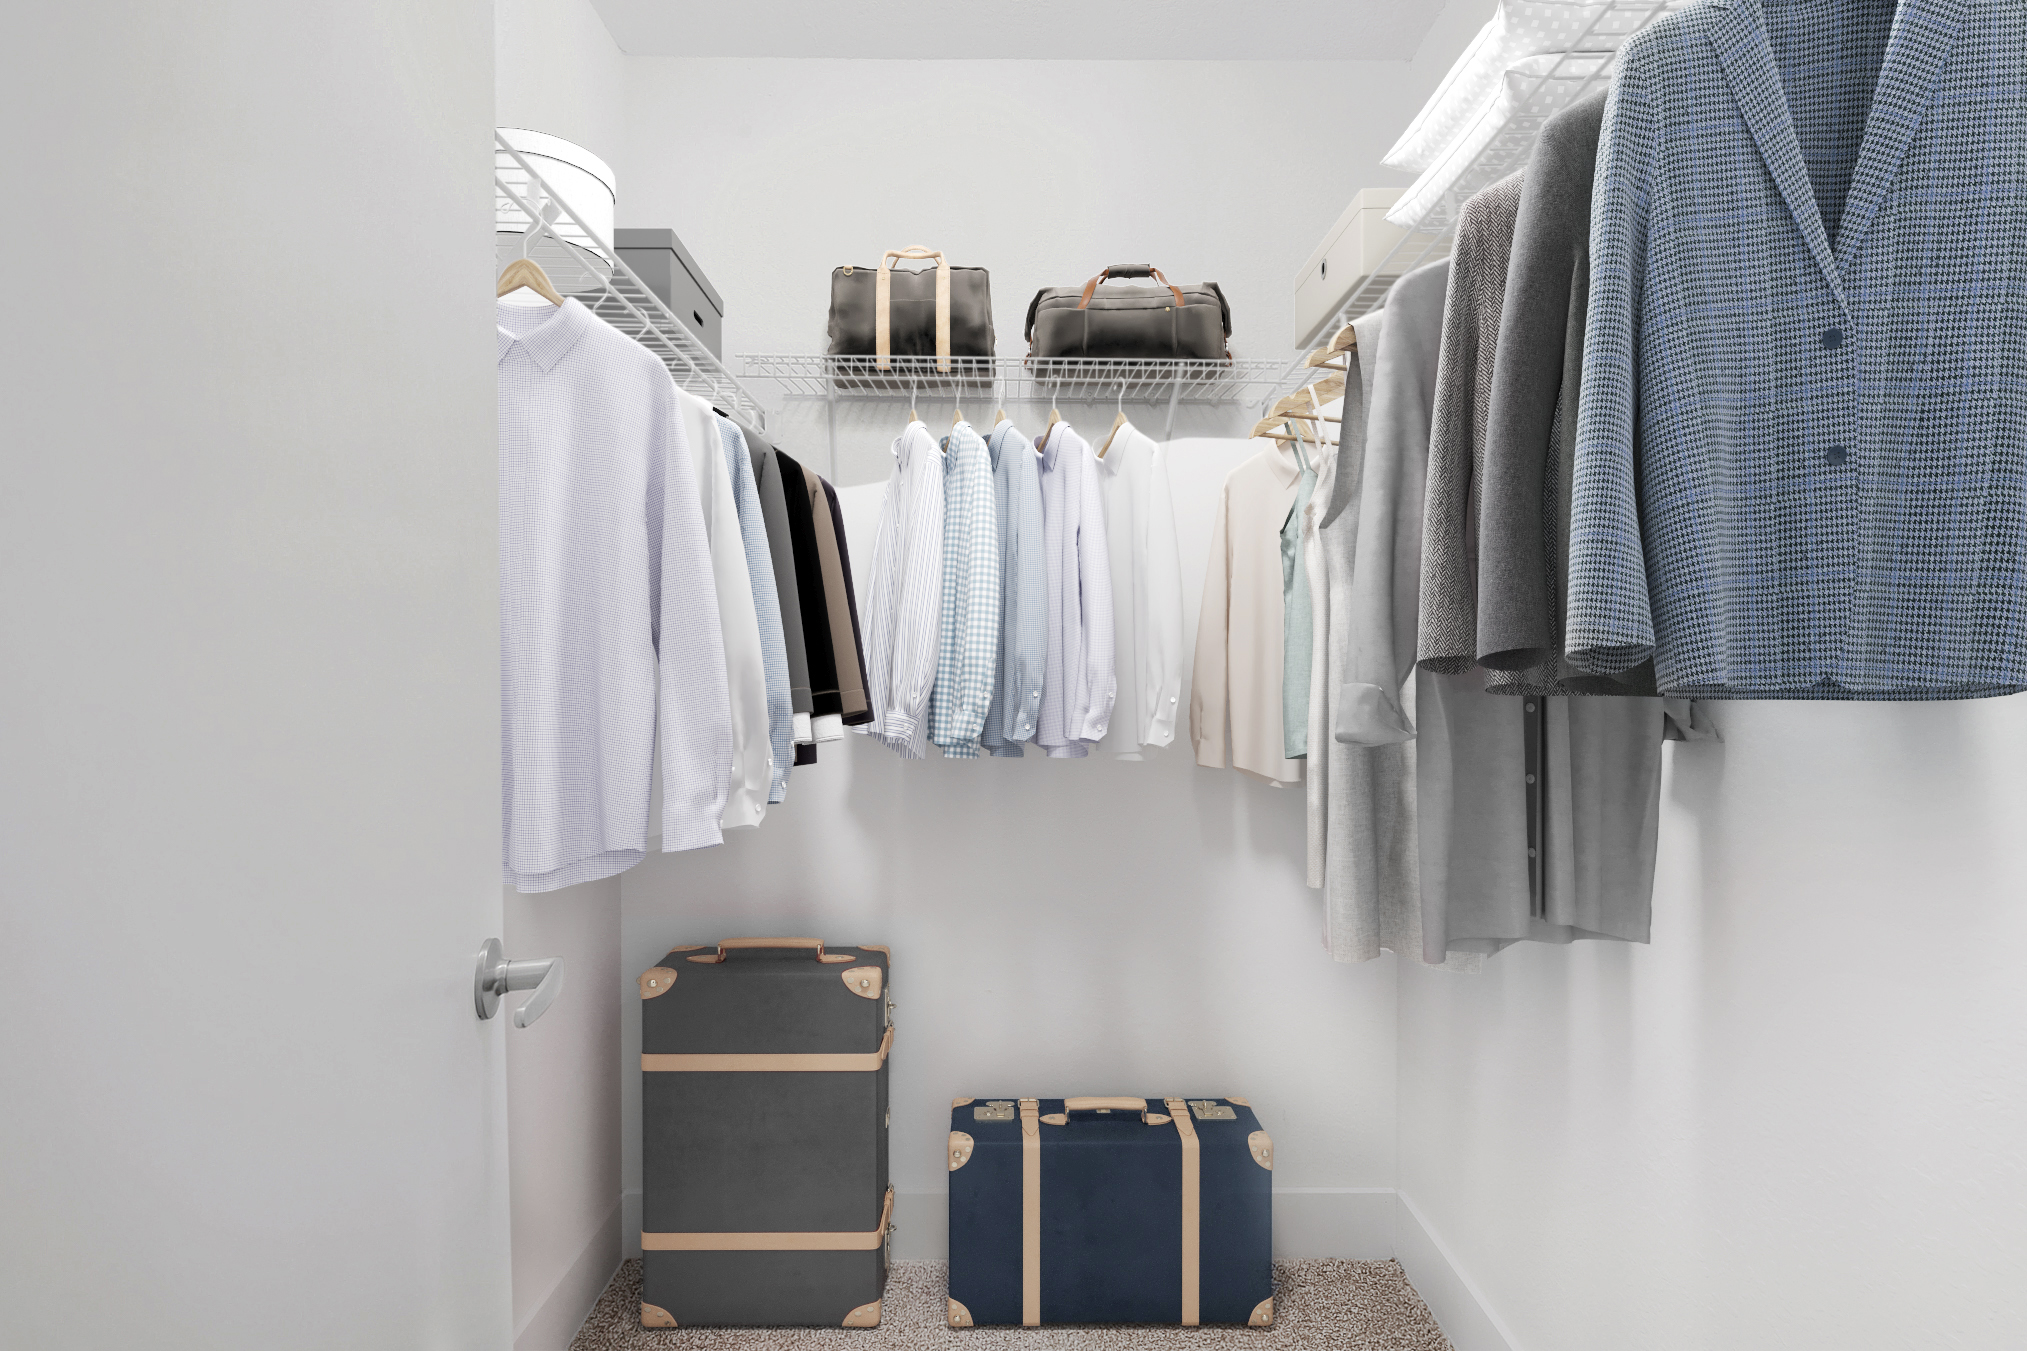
[676,389,770,829]
[1094,422,1184,759]
[1035,423,1116,757]
[498,299,730,891]
[860,421,946,759]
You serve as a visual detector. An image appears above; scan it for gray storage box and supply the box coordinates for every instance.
[615,227,725,358]
[639,938,892,1327]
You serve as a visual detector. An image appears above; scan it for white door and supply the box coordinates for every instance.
[0,3,511,1347]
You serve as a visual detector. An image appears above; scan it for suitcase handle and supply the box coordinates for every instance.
[707,936,835,963]
[1064,1096,1148,1112]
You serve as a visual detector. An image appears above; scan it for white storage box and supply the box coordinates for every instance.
[496,127,616,288]
[1292,188,1413,348]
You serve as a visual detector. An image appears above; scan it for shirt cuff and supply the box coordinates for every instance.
[813,713,844,742]
[1334,682,1415,745]
[792,712,813,744]
[940,741,982,759]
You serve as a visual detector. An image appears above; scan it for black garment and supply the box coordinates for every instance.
[821,477,874,727]
[775,447,843,719]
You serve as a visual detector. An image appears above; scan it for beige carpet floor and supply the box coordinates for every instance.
[570,1259,1452,1350]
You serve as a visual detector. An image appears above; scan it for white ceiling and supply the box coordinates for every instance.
[590,0,1451,61]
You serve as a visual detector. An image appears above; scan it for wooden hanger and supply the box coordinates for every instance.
[1039,381,1064,447]
[496,258,564,306]
[1097,381,1130,458]
[1303,322,1357,371]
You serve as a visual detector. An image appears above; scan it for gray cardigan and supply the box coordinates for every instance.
[1474,90,1655,696]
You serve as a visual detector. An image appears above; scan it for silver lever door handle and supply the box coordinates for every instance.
[473,937,564,1028]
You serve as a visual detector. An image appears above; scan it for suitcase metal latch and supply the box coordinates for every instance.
[973,1101,1016,1122]
[1187,1100,1237,1121]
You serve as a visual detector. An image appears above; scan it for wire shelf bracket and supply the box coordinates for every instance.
[495,133,769,432]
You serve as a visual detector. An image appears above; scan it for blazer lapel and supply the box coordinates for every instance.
[1833,0,1968,270]
[1705,0,1845,305]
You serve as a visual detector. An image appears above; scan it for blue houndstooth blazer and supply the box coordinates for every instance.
[1567,0,2026,699]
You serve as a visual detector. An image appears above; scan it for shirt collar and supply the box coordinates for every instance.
[496,297,593,372]
[1038,422,1083,472]
[1095,420,1141,475]
[1262,431,1303,489]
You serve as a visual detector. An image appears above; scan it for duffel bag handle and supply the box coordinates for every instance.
[1077,265,1187,312]
[707,936,836,963]
[877,245,951,374]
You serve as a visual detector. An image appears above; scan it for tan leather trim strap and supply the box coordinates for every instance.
[644,1186,893,1252]
[877,247,951,373]
[1076,266,1187,311]
[642,1025,892,1072]
[704,936,826,962]
[1164,1097,1200,1326]
[1020,1097,1041,1326]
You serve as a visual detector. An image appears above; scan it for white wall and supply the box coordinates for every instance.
[497,0,628,183]
[617,50,1479,485]
[0,3,505,1347]
[496,3,632,1348]
[1397,698,2027,1351]
[620,453,1401,1261]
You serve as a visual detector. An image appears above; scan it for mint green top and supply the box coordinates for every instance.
[1280,433,1317,758]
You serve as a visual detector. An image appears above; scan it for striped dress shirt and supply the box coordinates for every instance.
[982,420,1046,757]
[929,422,1000,758]
[676,389,770,829]
[716,418,793,804]
[497,299,729,891]
[1035,424,1116,758]
[861,421,947,759]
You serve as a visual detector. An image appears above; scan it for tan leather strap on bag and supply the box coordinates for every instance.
[703,936,830,962]
[1020,1097,1041,1326]
[641,1024,892,1073]
[877,246,951,373]
[1164,1097,1201,1326]
[1063,1096,1148,1112]
[1077,265,1187,312]
[644,1186,894,1251]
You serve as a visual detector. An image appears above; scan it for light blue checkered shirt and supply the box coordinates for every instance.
[928,422,1001,758]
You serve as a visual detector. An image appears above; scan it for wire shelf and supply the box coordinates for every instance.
[740,353,1292,406]
[495,134,769,430]
[1259,0,1688,415]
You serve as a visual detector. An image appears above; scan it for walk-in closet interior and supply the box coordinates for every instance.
[7,2,2025,1349]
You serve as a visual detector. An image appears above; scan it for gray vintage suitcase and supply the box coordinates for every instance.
[638,937,893,1328]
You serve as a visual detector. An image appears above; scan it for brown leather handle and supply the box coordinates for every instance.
[1064,1096,1149,1112]
[1077,266,1187,311]
[712,936,826,962]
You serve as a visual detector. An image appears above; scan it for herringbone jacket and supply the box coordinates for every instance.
[1567,0,2026,699]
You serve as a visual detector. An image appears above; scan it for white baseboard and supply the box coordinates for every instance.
[1393,1192,1521,1351]
[893,1187,1393,1262]
[516,1200,623,1351]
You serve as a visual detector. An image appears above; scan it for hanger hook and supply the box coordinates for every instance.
[1118,379,1126,418]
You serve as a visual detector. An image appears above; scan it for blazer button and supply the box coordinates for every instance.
[1825,445,1848,465]
[1819,328,1843,349]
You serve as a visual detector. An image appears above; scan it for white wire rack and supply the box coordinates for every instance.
[741,353,1293,454]
[1258,0,1688,414]
[495,133,769,430]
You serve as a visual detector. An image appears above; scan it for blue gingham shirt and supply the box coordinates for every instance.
[982,420,1047,756]
[717,419,794,802]
[1569,0,2027,699]
[497,300,730,891]
[929,422,1000,757]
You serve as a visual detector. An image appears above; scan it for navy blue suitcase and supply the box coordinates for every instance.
[946,1096,1273,1327]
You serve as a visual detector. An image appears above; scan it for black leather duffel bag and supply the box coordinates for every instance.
[827,246,994,371]
[1026,264,1231,361]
